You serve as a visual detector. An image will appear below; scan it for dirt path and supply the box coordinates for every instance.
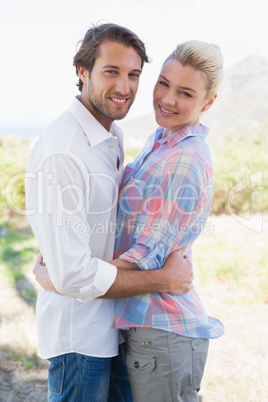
[198,282,268,402]
[0,266,48,401]
[196,214,268,402]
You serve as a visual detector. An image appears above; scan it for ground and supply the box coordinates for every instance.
[0,214,267,401]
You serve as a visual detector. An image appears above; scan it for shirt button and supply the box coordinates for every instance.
[159,242,164,248]
[134,361,140,369]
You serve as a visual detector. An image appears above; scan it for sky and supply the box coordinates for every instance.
[0,0,267,134]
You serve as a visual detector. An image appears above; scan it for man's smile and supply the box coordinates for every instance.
[109,97,129,105]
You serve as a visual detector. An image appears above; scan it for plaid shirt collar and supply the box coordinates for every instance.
[153,124,209,150]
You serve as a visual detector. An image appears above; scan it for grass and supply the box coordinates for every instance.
[193,214,268,305]
[195,241,244,283]
[0,223,40,370]
[11,350,39,370]
[0,136,30,220]
[0,224,39,289]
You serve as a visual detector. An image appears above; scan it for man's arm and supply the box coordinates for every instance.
[33,250,193,297]
[102,252,193,298]
[26,153,117,300]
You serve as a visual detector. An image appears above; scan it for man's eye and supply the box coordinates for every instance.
[105,70,117,75]
[129,73,140,78]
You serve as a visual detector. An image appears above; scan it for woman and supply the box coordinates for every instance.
[113,40,224,401]
[34,40,224,401]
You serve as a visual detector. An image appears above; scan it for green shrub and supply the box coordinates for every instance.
[211,122,268,215]
[0,136,29,221]
[1,119,267,220]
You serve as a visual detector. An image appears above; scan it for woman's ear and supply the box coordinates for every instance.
[201,94,217,113]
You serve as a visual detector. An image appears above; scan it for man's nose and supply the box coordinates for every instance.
[115,76,130,95]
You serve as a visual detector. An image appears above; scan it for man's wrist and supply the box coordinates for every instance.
[152,268,170,293]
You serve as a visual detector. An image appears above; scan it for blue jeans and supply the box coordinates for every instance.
[47,344,133,401]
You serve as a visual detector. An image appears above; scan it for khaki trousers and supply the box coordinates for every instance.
[123,327,209,402]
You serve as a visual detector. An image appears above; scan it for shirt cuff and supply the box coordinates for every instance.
[119,242,166,271]
[78,259,117,301]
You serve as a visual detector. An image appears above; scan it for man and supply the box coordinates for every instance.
[26,23,192,401]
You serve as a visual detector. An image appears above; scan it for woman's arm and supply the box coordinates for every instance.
[115,150,212,272]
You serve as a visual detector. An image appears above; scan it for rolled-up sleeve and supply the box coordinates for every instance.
[118,151,212,270]
[26,152,117,300]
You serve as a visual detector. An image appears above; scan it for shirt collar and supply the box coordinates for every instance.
[69,97,122,148]
[155,124,209,149]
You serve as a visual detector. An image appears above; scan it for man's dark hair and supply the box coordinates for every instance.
[73,23,149,91]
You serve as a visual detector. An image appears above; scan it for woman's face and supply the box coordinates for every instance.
[153,59,216,137]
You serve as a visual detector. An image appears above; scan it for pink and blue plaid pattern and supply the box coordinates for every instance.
[114,125,224,338]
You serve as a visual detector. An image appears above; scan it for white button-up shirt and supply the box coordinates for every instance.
[26,97,124,359]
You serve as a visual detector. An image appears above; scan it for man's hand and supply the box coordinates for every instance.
[33,254,58,293]
[162,249,194,295]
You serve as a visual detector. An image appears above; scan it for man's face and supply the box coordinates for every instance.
[78,40,142,130]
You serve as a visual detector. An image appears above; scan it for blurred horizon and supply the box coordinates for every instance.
[1,0,267,131]
[2,53,268,143]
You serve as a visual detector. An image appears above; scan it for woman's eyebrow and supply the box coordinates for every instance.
[159,74,197,92]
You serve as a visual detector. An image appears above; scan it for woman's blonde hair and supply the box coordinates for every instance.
[165,40,224,99]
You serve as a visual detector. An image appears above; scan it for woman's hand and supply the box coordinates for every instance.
[33,254,58,293]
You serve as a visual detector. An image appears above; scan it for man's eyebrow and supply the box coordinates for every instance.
[102,65,120,69]
[103,65,142,73]
[159,74,197,92]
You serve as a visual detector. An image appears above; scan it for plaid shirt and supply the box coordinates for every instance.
[114,125,224,339]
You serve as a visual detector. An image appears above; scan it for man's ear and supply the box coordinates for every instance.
[77,66,87,83]
[201,94,217,113]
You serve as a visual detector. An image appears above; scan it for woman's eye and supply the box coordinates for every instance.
[159,81,168,87]
[182,91,191,97]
